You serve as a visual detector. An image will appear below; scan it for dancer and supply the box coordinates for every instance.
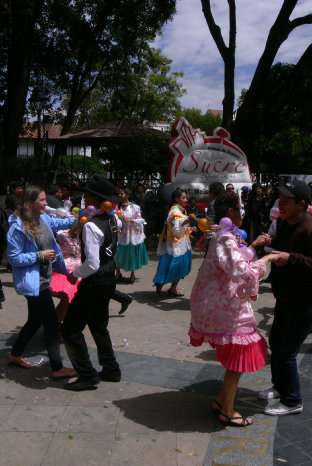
[62,174,121,391]
[189,191,273,426]
[153,188,196,297]
[6,186,76,379]
[115,188,148,283]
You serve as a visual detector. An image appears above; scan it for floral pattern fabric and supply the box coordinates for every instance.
[189,231,266,346]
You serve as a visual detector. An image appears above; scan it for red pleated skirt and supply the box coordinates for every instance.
[211,336,267,373]
[49,272,81,303]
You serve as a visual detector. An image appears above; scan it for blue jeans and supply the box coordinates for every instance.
[11,288,63,371]
[269,299,312,407]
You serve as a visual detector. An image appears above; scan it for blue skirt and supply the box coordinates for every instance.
[115,242,149,272]
[153,250,192,284]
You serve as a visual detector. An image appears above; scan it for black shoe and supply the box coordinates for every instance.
[119,295,133,315]
[0,302,2,310]
[153,283,163,297]
[0,289,5,302]
[167,290,184,298]
[64,376,100,391]
[98,370,121,382]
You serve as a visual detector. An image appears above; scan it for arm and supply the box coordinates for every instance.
[43,213,74,232]
[216,234,266,282]
[6,228,37,267]
[70,222,103,280]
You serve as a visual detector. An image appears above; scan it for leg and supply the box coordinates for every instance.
[55,293,69,325]
[269,300,311,407]
[116,268,121,280]
[11,296,42,357]
[62,283,98,379]
[111,289,132,315]
[29,289,63,371]
[87,285,120,376]
[217,369,252,426]
[169,279,180,294]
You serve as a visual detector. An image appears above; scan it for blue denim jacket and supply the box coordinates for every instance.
[6,213,74,296]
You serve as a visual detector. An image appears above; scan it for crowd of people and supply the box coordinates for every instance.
[1,176,312,425]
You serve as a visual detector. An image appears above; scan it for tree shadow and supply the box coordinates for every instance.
[112,384,265,434]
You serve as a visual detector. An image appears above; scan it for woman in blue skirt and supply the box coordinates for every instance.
[153,188,196,297]
[115,188,148,283]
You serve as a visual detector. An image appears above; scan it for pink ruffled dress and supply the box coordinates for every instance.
[189,230,267,372]
[49,230,81,303]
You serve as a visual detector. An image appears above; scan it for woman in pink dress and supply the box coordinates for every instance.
[49,228,81,325]
[189,191,274,427]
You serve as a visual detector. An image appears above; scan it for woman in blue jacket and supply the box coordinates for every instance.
[6,185,77,379]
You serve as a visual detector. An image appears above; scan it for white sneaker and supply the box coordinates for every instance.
[264,401,303,416]
[258,387,280,400]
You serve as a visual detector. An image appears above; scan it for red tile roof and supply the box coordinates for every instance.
[19,122,63,139]
[58,119,171,142]
[207,109,223,116]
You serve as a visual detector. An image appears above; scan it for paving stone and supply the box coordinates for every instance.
[274,444,311,465]
[109,432,177,466]
[42,432,113,466]
[0,405,66,432]
[0,432,53,466]
[57,405,119,433]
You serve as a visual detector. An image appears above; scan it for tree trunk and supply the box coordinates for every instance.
[233,0,312,157]
[1,0,42,161]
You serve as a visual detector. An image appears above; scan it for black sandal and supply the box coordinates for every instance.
[218,411,252,427]
[211,399,222,414]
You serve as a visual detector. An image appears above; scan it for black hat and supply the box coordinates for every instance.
[277,180,311,202]
[84,174,115,201]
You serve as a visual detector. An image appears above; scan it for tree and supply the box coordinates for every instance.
[173,107,222,133]
[237,59,312,176]
[67,47,185,128]
[0,0,177,173]
[201,0,312,161]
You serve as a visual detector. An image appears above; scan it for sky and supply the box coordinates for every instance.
[153,0,312,112]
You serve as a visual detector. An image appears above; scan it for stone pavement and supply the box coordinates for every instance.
[0,252,312,466]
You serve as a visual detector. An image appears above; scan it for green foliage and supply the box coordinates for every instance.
[68,47,185,128]
[173,107,222,133]
[237,62,312,175]
[98,131,169,186]
[56,154,107,183]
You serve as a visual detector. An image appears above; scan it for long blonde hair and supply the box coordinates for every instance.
[15,185,44,238]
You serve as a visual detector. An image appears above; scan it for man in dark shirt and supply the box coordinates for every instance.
[258,181,312,416]
[62,174,121,391]
[45,184,63,209]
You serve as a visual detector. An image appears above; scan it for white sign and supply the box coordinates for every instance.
[160,118,252,201]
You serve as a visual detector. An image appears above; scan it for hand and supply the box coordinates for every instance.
[67,272,78,284]
[42,249,55,261]
[270,250,290,267]
[188,213,196,220]
[251,233,271,248]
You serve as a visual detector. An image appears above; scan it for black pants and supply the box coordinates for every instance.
[11,289,63,371]
[269,299,312,406]
[62,280,120,379]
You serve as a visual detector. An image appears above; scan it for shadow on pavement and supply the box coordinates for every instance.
[129,290,190,311]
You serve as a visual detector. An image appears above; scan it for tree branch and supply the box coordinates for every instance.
[289,14,312,32]
[201,0,228,59]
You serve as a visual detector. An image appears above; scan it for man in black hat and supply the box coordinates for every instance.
[62,174,121,390]
[258,180,312,415]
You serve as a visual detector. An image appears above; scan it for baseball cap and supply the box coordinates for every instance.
[277,180,311,202]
